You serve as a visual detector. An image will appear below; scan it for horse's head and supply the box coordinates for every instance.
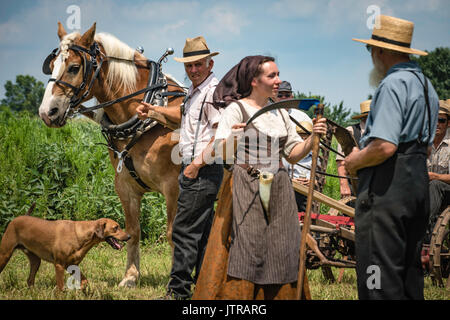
[39,22,99,127]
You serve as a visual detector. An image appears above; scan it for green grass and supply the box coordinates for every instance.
[0,242,448,300]
[0,243,172,300]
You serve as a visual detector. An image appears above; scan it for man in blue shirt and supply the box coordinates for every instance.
[345,15,439,299]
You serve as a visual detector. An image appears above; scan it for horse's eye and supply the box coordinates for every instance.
[68,65,80,74]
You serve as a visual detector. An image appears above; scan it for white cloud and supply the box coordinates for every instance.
[202,4,249,36]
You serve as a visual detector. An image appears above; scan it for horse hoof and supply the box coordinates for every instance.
[119,277,137,288]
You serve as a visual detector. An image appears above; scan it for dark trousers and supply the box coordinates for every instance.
[294,191,306,212]
[168,163,223,299]
[424,179,450,243]
[355,142,429,300]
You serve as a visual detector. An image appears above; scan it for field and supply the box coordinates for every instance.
[0,110,448,300]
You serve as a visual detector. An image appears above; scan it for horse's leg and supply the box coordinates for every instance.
[115,176,143,288]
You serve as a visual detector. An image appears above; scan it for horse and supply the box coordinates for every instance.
[38,22,185,287]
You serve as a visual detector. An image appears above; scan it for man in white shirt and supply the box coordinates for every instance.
[137,36,223,299]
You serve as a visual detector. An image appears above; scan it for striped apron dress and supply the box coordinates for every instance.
[226,102,301,285]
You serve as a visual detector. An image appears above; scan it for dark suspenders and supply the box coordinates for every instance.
[407,70,432,146]
[191,94,208,162]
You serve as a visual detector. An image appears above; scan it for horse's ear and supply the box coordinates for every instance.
[57,21,67,40]
[80,22,96,48]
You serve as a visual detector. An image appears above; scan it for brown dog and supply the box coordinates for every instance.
[0,206,130,290]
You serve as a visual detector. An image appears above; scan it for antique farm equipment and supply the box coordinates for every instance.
[428,207,450,288]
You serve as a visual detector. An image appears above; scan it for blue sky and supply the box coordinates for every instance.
[0,0,449,113]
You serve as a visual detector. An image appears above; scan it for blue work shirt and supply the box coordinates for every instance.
[360,61,439,148]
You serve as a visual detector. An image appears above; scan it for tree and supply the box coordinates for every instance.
[1,75,45,114]
[294,91,356,127]
[411,47,449,99]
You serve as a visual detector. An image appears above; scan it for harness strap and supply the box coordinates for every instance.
[124,156,151,190]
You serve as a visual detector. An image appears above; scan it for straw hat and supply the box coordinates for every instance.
[352,15,428,56]
[174,36,219,63]
[352,99,372,120]
[438,99,450,115]
[296,121,313,134]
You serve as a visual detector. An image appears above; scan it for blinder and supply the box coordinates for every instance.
[42,48,59,75]
[43,42,103,114]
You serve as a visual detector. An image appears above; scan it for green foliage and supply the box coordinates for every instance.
[0,109,167,243]
[411,47,450,99]
[294,92,357,127]
[1,75,45,115]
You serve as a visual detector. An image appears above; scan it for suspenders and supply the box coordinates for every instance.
[407,70,433,146]
[191,94,208,162]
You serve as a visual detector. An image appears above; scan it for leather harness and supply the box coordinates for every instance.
[43,43,187,190]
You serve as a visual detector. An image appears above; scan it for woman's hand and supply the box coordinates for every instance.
[312,117,327,135]
[231,123,246,130]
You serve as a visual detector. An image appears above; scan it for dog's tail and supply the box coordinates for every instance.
[26,202,36,216]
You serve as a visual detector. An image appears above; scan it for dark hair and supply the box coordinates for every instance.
[253,56,275,79]
[212,55,276,107]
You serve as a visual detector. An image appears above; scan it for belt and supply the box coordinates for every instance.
[236,160,284,178]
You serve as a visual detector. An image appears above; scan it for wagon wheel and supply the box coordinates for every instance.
[429,207,450,287]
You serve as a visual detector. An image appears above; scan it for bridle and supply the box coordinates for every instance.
[43,42,104,122]
[43,42,187,124]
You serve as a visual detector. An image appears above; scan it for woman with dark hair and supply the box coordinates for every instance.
[193,56,327,300]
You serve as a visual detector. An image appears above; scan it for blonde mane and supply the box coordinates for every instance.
[60,32,138,96]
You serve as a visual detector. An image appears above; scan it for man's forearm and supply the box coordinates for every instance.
[151,105,181,124]
[349,139,397,173]
[337,161,350,187]
[192,138,216,168]
[430,172,450,184]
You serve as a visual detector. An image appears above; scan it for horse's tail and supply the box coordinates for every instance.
[26,202,36,216]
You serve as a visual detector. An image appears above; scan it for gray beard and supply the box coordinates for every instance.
[369,66,385,88]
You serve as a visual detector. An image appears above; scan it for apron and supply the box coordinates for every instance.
[226,102,300,285]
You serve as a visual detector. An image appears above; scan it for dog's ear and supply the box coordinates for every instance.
[95,220,107,239]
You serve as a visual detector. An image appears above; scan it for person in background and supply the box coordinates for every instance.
[425,99,450,244]
[336,99,371,199]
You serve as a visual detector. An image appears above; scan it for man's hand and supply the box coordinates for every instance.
[337,159,352,197]
[183,162,201,179]
[344,147,361,177]
[293,177,310,186]
[136,102,158,120]
[340,181,352,198]
[428,171,450,184]
[429,171,439,181]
